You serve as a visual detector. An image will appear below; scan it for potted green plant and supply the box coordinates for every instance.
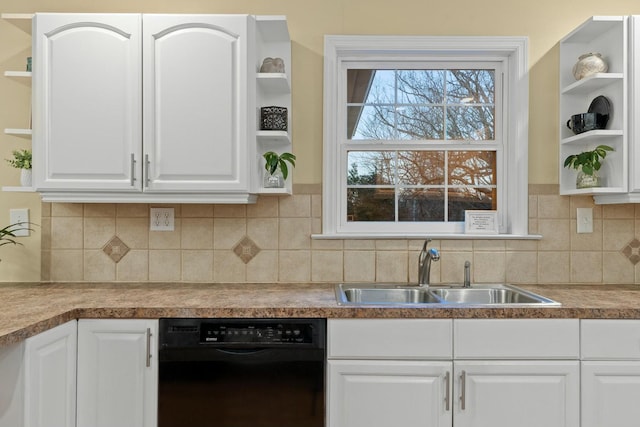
[6,149,32,187]
[0,222,32,262]
[263,151,296,188]
[563,144,613,189]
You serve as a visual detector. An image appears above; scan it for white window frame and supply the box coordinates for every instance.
[321,35,531,239]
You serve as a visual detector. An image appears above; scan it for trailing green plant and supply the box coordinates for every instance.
[6,149,32,170]
[0,222,34,262]
[563,145,614,175]
[263,151,296,180]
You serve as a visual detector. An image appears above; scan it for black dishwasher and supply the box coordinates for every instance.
[158,318,326,427]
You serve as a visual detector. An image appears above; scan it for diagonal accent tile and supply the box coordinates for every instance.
[233,236,261,264]
[621,238,640,265]
[102,235,130,263]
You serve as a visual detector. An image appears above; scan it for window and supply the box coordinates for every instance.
[322,36,529,238]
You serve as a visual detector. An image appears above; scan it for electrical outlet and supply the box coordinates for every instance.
[150,208,175,231]
[9,208,29,237]
[577,208,593,234]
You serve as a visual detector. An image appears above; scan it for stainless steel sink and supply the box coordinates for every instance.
[341,285,441,304]
[429,284,558,305]
[335,283,560,306]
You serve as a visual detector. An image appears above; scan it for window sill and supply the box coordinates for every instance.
[311,233,542,240]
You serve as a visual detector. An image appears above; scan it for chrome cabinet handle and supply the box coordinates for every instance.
[130,153,136,186]
[144,154,150,188]
[444,371,451,411]
[146,327,152,368]
[460,370,466,410]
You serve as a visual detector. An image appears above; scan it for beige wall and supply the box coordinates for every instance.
[2,0,640,281]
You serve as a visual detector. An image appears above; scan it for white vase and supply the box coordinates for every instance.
[572,53,608,80]
[20,169,32,187]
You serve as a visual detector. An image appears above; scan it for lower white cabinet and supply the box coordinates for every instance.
[328,360,452,427]
[581,362,640,427]
[453,320,580,427]
[24,320,77,427]
[327,319,453,427]
[581,319,640,427]
[0,319,77,427]
[327,319,580,427]
[76,319,158,427]
[453,361,579,427]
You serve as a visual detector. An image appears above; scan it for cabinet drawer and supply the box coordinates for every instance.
[454,319,579,359]
[328,319,452,359]
[582,320,640,360]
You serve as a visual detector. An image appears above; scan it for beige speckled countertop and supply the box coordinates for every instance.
[3,282,640,347]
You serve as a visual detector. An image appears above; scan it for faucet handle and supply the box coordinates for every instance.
[464,261,471,288]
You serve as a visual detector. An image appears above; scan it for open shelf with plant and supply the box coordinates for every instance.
[255,16,292,195]
[0,13,35,192]
[559,16,628,196]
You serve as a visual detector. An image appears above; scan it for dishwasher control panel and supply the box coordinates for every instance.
[201,322,312,344]
[159,318,325,349]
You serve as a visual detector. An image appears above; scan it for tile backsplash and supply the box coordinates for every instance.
[40,185,640,284]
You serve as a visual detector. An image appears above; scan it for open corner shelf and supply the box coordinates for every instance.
[561,73,623,95]
[2,186,35,193]
[5,128,32,137]
[257,187,292,196]
[1,13,33,34]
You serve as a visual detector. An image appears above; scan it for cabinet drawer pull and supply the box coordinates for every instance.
[460,370,466,410]
[146,327,152,368]
[144,154,150,188]
[444,371,451,411]
[130,153,136,186]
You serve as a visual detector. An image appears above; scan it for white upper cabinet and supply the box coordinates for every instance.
[142,14,250,193]
[32,13,289,203]
[32,13,142,193]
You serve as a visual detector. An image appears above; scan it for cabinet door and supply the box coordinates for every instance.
[143,14,251,192]
[582,361,640,427]
[76,319,157,427]
[328,360,452,427]
[33,13,142,191]
[454,361,579,427]
[631,16,640,193]
[24,320,77,427]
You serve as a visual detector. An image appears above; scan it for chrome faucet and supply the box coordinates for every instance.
[418,239,440,286]
[463,261,471,288]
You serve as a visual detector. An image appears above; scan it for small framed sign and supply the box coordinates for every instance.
[464,210,499,234]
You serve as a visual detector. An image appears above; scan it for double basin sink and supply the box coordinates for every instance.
[335,283,560,307]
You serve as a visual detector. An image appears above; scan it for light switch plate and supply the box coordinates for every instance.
[577,208,593,234]
[9,208,29,237]
[150,208,174,231]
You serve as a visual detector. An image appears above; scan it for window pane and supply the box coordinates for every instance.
[446,70,494,104]
[398,151,445,185]
[448,151,496,185]
[347,151,395,185]
[366,70,395,103]
[396,106,444,140]
[347,188,395,221]
[446,106,495,140]
[399,189,445,221]
[347,69,394,103]
[347,68,497,142]
[448,188,496,221]
[348,105,396,140]
[397,70,444,104]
